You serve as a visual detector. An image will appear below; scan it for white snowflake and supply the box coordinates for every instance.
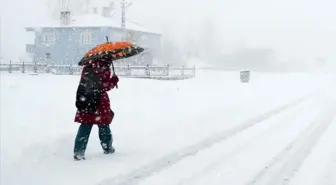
[95,116,101,121]
[80,96,86,102]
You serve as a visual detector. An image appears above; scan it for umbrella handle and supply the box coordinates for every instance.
[111,61,118,89]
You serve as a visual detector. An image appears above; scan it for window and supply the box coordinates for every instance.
[79,31,92,45]
[42,33,56,46]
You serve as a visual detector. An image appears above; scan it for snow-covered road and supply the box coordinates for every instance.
[1,71,335,185]
[102,88,336,185]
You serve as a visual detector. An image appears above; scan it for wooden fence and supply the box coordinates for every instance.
[0,62,196,80]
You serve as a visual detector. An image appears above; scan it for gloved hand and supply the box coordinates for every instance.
[111,75,119,85]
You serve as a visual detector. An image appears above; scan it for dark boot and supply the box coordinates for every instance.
[74,124,93,159]
[103,146,115,154]
[98,125,114,154]
[74,154,86,161]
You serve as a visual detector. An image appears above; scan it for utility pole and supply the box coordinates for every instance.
[120,0,132,29]
[121,0,126,29]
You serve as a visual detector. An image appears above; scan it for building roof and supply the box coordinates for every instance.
[27,14,160,35]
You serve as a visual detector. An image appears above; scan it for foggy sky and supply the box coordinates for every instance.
[0,0,335,64]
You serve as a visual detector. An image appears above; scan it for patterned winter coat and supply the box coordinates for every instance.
[74,61,117,125]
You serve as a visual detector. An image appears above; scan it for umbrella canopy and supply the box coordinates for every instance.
[78,41,144,66]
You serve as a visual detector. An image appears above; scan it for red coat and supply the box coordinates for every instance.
[74,62,116,125]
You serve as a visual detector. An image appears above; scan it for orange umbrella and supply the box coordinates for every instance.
[78,41,144,66]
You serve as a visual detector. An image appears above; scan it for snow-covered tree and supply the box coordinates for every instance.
[159,37,183,65]
[198,18,222,62]
[181,18,221,64]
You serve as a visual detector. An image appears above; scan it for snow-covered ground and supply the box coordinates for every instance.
[1,71,335,185]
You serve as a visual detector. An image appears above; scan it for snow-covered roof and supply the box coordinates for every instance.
[28,14,159,35]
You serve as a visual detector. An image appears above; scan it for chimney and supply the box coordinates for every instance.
[92,7,98,14]
[102,6,110,17]
[60,11,71,26]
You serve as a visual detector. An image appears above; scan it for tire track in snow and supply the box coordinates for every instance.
[98,92,319,185]
[175,94,324,185]
[247,102,336,185]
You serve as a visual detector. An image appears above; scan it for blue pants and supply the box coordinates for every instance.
[74,124,112,156]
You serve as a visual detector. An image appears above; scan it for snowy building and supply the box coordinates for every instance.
[25,11,161,65]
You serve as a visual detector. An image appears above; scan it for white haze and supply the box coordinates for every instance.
[0,0,335,71]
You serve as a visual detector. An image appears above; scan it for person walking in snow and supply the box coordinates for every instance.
[73,59,119,161]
